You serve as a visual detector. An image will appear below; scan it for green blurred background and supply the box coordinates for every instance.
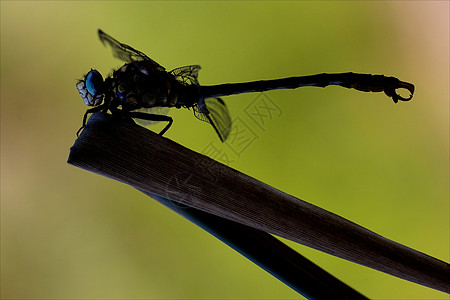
[1,1,448,299]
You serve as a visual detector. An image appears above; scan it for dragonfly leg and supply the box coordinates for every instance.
[127,111,174,136]
[76,105,107,136]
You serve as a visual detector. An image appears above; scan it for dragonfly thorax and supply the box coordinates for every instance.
[112,62,182,111]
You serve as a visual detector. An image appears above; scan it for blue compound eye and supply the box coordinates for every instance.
[85,69,104,96]
[77,69,105,106]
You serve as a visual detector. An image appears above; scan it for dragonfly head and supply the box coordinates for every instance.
[76,69,105,106]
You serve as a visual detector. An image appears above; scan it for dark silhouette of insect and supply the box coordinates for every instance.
[76,30,414,141]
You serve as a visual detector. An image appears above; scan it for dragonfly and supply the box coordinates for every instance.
[76,29,415,142]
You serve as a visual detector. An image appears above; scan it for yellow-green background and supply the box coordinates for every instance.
[1,1,448,299]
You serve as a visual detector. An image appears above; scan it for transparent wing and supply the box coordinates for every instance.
[169,65,201,86]
[193,98,232,142]
[134,107,170,126]
[98,29,165,71]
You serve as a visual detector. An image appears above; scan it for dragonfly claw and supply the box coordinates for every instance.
[384,80,415,103]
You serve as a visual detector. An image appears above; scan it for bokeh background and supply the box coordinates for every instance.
[1,1,448,299]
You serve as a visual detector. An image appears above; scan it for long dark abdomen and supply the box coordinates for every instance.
[200,72,414,103]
